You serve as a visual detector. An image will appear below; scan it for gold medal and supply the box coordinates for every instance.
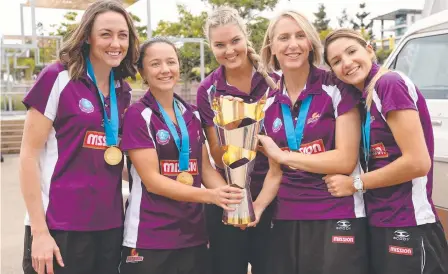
[104,146,123,165]
[176,171,194,186]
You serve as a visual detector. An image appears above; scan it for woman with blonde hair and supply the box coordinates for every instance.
[196,5,279,274]
[20,1,139,273]
[323,28,448,274]
[251,11,369,273]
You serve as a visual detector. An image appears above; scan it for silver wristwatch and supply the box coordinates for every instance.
[353,176,365,193]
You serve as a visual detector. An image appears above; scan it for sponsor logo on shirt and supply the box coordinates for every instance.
[332,235,355,244]
[79,98,94,113]
[156,129,170,145]
[160,159,199,175]
[280,139,326,165]
[272,117,283,133]
[126,248,144,263]
[370,143,388,159]
[299,139,325,154]
[307,112,321,124]
[83,131,107,150]
[389,245,413,256]
[336,220,351,231]
[393,230,410,241]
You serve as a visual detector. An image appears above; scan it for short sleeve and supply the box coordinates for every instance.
[192,109,206,144]
[22,63,68,121]
[335,80,361,117]
[196,85,216,128]
[120,105,155,151]
[375,72,417,117]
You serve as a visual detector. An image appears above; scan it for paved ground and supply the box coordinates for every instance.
[1,155,26,274]
[0,155,130,274]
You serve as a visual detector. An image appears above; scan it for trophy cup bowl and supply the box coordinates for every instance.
[211,94,268,225]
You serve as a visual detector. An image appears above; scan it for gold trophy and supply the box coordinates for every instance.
[210,87,268,225]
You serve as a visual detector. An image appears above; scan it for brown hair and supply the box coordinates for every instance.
[324,28,388,110]
[136,37,180,84]
[203,6,277,90]
[59,0,139,80]
[260,11,322,73]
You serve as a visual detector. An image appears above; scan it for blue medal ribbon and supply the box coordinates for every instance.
[281,96,313,151]
[157,100,190,171]
[86,58,118,146]
[362,110,371,171]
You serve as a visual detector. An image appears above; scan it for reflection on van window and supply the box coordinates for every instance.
[394,33,448,100]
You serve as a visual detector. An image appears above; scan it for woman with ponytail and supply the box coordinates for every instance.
[196,6,278,274]
[323,28,448,274]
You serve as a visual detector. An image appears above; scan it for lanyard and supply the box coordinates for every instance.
[362,110,371,170]
[281,96,313,151]
[86,58,118,146]
[157,100,190,171]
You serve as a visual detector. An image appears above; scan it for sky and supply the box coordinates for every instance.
[0,0,425,39]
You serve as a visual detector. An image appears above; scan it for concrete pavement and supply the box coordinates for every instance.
[1,155,26,274]
[0,155,130,274]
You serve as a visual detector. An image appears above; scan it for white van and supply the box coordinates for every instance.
[383,9,448,238]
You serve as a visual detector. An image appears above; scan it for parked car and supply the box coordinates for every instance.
[383,9,448,239]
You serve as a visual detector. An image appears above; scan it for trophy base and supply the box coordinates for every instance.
[222,186,255,225]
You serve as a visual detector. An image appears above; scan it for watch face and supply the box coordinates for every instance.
[354,179,363,190]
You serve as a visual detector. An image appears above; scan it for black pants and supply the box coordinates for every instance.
[268,218,369,274]
[369,221,448,274]
[23,226,123,274]
[119,245,209,274]
[205,202,274,274]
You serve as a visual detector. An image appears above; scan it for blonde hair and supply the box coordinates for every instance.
[59,0,139,80]
[203,6,277,90]
[260,11,323,73]
[324,28,388,110]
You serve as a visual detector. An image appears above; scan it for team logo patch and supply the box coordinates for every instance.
[272,118,283,133]
[79,98,94,113]
[83,131,107,150]
[393,230,410,241]
[160,159,199,176]
[389,245,413,256]
[307,112,321,124]
[336,220,351,231]
[156,129,170,145]
[332,235,355,244]
[126,248,144,263]
[370,143,388,159]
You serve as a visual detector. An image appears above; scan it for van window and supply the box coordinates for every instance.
[393,33,448,100]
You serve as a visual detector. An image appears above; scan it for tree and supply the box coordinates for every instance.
[351,3,374,42]
[375,48,393,64]
[313,3,330,33]
[153,1,281,83]
[337,8,350,28]
[129,12,147,40]
[204,0,280,51]
[248,16,270,53]
[153,4,214,84]
[36,22,58,66]
[204,0,279,20]
[50,12,79,40]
